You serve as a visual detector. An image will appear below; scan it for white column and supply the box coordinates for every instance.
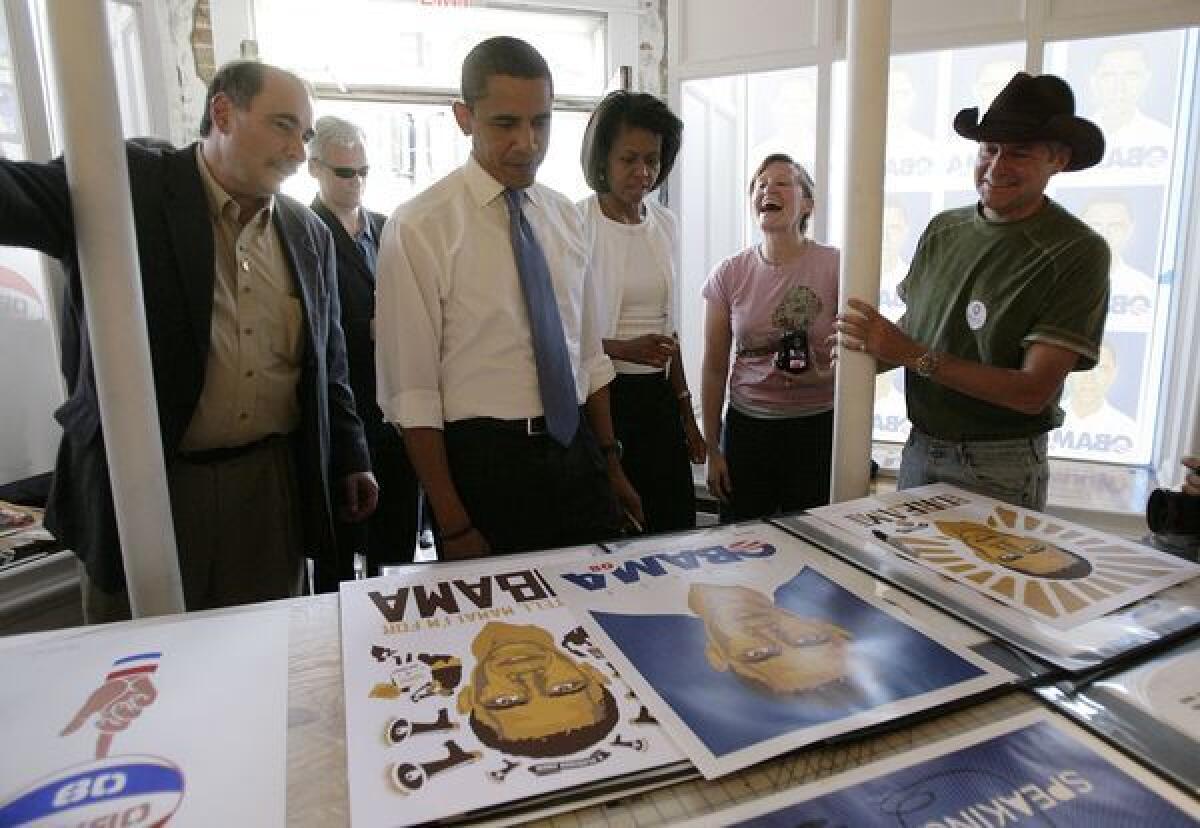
[830,0,892,503]
[45,0,185,617]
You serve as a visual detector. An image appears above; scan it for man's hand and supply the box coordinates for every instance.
[440,527,491,561]
[608,465,645,531]
[340,471,379,522]
[706,449,733,503]
[609,334,677,369]
[1184,456,1200,497]
[835,299,920,366]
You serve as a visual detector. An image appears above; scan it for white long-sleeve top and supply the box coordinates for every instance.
[375,156,615,430]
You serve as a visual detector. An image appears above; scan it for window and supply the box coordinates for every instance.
[254,0,611,209]
[0,3,63,485]
[678,27,1199,480]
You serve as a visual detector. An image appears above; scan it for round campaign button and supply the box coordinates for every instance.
[966,299,987,331]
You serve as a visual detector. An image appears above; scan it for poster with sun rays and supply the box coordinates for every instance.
[338,549,687,828]
[543,523,1008,779]
[807,484,1200,631]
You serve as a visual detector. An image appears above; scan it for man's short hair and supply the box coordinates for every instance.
[467,685,619,758]
[310,115,366,159]
[580,91,683,194]
[460,36,552,107]
[199,60,308,137]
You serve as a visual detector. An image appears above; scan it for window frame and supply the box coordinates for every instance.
[667,2,1200,508]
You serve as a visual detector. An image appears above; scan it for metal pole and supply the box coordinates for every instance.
[830,0,892,503]
[45,0,184,617]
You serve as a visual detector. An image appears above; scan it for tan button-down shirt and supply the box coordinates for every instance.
[180,147,302,451]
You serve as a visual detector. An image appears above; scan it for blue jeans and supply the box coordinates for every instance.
[898,429,1049,510]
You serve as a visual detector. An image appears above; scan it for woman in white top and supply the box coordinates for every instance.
[579,91,706,533]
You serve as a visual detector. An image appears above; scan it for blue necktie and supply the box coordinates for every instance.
[504,188,579,447]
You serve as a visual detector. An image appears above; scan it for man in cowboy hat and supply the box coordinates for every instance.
[837,72,1110,510]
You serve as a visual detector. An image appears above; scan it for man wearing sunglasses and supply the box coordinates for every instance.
[308,116,419,574]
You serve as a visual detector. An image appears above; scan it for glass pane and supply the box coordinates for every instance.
[0,3,64,485]
[106,0,151,137]
[0,7,22,160]
[832,43,1026,449]
[1045,29,1192,466]
[255,0,607,98]
[280,100,590,212]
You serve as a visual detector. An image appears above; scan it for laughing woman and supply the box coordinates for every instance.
[701,153,840,522]
[579,91,706,533]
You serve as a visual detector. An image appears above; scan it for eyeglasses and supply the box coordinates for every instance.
[314,159,369,179]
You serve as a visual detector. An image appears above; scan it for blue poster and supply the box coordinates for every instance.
[731,719,1198,827]
[545,524,1008,778]
[595,567,986,756]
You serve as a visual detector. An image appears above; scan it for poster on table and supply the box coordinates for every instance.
[1040,634,1200,794]
[0,608,289,827]
[542,523,1008,779]
[338,550,686,827]
[674,709,1200,827]
[808,483,1200,630]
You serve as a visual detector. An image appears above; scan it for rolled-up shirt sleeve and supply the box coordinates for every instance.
[375,212,446,430]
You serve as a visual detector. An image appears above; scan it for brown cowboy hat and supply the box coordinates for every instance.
[953,72,1105,171]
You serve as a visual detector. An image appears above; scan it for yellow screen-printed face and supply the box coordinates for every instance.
[458,622,609,743]
[937,521,1093,579]
[688,583,850,695]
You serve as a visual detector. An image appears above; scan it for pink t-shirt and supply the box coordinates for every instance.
[702,242,840,416]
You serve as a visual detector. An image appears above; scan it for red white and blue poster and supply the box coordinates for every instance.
[0,608,289,827]
[676,710,1200,826]
[543,524,1008,778]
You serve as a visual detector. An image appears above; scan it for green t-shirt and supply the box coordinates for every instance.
[899,199,1110,440]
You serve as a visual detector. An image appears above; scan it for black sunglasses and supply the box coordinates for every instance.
[315,159,369,179]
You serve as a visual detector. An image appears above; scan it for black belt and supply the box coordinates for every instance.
[450,416,551,437]
[177,434,286,465]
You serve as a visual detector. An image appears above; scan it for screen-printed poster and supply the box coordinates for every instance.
[543,524,1007,778]
[0,608,289,827]
[339,552,685,827]
[675,710,1199,826]
[808,483,1200,630]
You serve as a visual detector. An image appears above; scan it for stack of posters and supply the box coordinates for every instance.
[338,550,689,827]
[790,484,1200,669]
[0,608,289,826]
[542,523,1009,778]
[673,710,1200,826]
[1039,634,1200,794]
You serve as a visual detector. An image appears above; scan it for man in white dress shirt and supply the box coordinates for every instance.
[375,36,641,560]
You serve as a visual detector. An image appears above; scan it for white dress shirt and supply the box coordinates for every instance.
[375,156,615,430]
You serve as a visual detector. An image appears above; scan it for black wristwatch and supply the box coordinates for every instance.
[599,440,624,460]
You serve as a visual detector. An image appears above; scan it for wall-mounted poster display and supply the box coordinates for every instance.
[338,550,688,827]
[672,710,1200,827]
[0,608,289,826]
[543,523,1008,779]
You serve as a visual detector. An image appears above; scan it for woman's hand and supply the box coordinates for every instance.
[608,334,677,368]
[706,448,733,503]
